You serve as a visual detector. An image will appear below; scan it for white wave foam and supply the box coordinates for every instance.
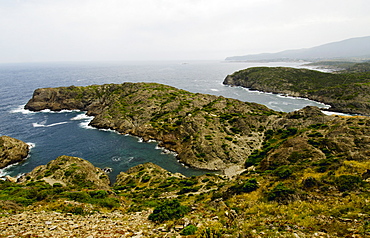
[32,121,69,128]
[10,105,35,114]
[71,114,93,121]
[111,156,122,162]
[155,145,178,156]
[0,162,20,178]
[79,120,95,130]
[210,89,219,92]
[40,109,51,113]
[27,142,36,149]
[0,169,7,178]
[40,109,81,113]
[321,111,353,116]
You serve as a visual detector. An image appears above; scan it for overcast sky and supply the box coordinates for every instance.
[1,0,370,63]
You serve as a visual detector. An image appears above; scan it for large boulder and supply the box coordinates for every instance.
[0,136,29,169]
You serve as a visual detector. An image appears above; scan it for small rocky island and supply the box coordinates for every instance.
[223,63,370,115]
[0,135,29,169]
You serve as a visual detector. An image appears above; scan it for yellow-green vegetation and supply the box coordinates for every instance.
[223,62,370,115]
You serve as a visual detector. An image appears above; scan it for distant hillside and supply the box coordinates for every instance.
[226,36,370,61]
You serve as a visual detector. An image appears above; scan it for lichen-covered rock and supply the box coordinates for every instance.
[21,155,111,190]
[0,136,29,169]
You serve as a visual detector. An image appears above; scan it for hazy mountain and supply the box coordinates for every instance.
[226,36,370,61]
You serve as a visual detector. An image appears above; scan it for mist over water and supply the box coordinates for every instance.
[0,61,327,180]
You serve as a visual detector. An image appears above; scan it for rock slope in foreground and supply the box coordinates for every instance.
[0,136,29,169]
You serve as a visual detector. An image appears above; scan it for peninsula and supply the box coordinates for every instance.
[223,62,370,115]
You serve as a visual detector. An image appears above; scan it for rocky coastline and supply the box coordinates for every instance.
[25,82,370,175]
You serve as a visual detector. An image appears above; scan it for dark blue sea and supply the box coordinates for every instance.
[0,61,328,181]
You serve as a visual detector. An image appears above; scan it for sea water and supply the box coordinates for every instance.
[0,61,328,181]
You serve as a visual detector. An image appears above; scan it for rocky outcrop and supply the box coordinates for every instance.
[0,136,29,169]
[20,155,111,190]
[223,66,370,115]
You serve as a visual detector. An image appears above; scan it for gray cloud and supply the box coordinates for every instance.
[1,0,370,62]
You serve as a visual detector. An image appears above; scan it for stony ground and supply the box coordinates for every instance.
[0,210,183,238]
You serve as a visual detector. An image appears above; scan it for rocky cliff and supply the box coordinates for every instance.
[0,136,29,169]
[223,66,370,115]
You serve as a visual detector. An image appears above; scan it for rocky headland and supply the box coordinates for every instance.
[223,63,370,115]
[0,135,29,169]
[25,82,282,173]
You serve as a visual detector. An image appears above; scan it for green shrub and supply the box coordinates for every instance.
[273,165,293,179]
[177,186,200,195]
[64,191,91,203]
[179,179,197,187]
[233,178,259,194]
[308,131,324,137]
[89,190,108,199]
[180,224,198,235]
[280,127,298,139]
[334,175,363,192]
[53,183,63,188]
[95,197,120,209]
[141,175,151,183]
[267,183,296,203]
[302,177,319,189]
[148,199,190,222]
